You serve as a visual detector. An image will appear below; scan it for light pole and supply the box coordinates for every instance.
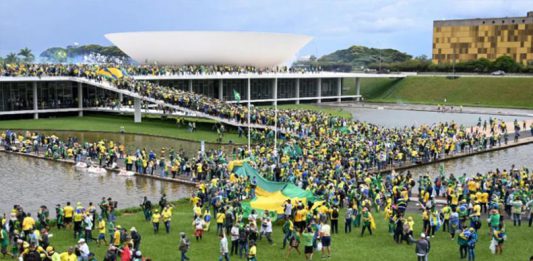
[247,78,251,154]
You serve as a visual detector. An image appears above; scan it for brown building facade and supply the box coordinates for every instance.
[433,11,533,65]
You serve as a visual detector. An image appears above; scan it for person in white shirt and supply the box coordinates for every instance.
[284,200,293,219]
[320,222,332,259]
[219,233,229,261]
[83,215,93,243]
[193,217,205,241]
[230,224,240,256]
[260,217,273,244]
[77,238,90,261]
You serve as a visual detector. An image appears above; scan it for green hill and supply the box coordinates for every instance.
[344,76,533,109]
[319,45,412,68]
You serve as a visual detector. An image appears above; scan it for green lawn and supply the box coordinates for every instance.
[260,104,352,119]
[29,200,533,261]
[344,76,533,109]
[0,114,246,144]
[343,77,403,99]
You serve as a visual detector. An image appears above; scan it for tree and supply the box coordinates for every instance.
[5,53,19,64]
[491,55,521,72]
[40,47,67,63]
[18,47,34,63]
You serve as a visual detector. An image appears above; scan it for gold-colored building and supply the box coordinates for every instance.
[433,11,533,65]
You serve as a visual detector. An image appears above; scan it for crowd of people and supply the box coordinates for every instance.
[3,64,532,174]
[0,63,322,78]
[2,63,533,260]
[1,146,532,260]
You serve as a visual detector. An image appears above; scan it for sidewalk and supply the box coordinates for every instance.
[322,102,533,117]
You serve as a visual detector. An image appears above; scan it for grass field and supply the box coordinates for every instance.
[25,199,533,261]
[0,114,246,144]
[344,76,533,109]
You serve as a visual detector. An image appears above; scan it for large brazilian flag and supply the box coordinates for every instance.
[231,161,318,220]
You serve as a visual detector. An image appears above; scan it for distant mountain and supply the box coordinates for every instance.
[318,45,412,69]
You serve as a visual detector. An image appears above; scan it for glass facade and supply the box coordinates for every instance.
[37,81,77,109]
[223,79,247,101]
[154,80,189,92]
[0,82,34,111]
[192,80,216,97]
[320,78,338,97]
[250,79,273,100]
[0,77,345,113]
[299,79,318,98]
[83,83,119,107]
[278,79,296,99]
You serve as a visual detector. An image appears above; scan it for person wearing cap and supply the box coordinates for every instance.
[178,232,190,261]
[248,240,256,261]
[162,204,174,234]
[77,238,90,261]
[360,207,372,236]
[151,209,161,233]
[131,227,142,251]
[45,246,60,261]
[22,242,41,261]
[410,233,430,261]
[466,227,477,261]
[113,226,121,247]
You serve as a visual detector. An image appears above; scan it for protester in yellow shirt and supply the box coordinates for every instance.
[59,247,77,261]
[152,210,161,233]
[162,205,173,234]
[216,210,226,235]
[97,218,107,246]
[63,202,74,229]
[113,227,121,247]
[22,214,35,234]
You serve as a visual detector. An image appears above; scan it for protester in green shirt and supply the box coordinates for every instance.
[301,227,314,260]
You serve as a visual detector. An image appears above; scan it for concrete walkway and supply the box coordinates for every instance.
[322,102,533,117]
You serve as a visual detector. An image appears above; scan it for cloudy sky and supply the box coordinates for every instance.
[0,0,531,58]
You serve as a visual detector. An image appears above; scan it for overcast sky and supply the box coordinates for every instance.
[1,0,531,58]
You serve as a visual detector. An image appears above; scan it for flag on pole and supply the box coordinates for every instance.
[233,89,241,102]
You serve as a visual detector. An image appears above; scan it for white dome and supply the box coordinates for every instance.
[105,31,312,67]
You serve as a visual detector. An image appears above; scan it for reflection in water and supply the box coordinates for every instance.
[405,144,533,180]
[347,108,523,128]
[0,153,194,213]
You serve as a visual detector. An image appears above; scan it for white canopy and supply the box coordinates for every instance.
[105,31,312,67]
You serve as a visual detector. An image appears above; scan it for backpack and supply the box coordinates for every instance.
[104,251,117,261]
[332,210,339,219]
[24,250,41,261]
